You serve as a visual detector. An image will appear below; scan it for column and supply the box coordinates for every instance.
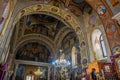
[53,67,56,80]
[48,66,50,80]
[12,63,19,80]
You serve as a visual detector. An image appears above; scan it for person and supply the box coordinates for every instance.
[91,68,97,80]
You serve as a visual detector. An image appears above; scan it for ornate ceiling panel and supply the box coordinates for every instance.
[18,14,67,40]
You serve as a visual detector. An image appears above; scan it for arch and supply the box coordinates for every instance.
[13,4,83,39]
[15,42,51,62]
[55,27,75,50]
[11,4,87,56]
[92,29,107,60]
[14,35,55,56]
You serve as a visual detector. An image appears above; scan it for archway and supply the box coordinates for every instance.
[9,4,88,66]
[8,11,81,80]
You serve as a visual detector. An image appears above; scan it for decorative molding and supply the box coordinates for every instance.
[15,60,51,66]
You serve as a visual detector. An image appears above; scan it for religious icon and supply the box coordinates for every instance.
[106,24,116,35]
[89,15,96,25]
[65,15,72,21]
[36,5,42,11]
[104,65,110,72]
[97,5,106,15]
[82,58,87,66]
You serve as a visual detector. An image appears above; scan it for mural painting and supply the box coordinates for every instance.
[89,15,96,26]
[17,17,24,40]
[82,58,88,66]
[106,24,116,35]
[106,24,120,49]
[16,42,50,62]
[80,41,86,57]
[16,65,26,80]
[22,14,65,40]
[96,5,106,15]
[62,32,79,50]
[92,29,104,60]
[76,48,81,65]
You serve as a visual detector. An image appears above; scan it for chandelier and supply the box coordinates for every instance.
[52,50,71,68]
[34,67,43,76]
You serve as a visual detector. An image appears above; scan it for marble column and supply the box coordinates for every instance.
[12,63,19,80]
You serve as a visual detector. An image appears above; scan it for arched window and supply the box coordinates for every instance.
[92,29,107,60]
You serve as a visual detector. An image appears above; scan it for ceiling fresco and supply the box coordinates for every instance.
[62,32,79,51]
[18,14,69,40]
[10,1,90,67]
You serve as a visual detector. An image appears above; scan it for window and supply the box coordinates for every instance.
[92,29,107,60]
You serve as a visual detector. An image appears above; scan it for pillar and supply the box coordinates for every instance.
[48,66,50,80]
[12,63,19,80]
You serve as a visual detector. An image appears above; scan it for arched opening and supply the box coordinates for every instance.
[92,29,107,60]
[9,12,80,80]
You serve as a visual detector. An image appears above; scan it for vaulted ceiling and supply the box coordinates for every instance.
[7,0,94,62]
[12,13,79,62]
